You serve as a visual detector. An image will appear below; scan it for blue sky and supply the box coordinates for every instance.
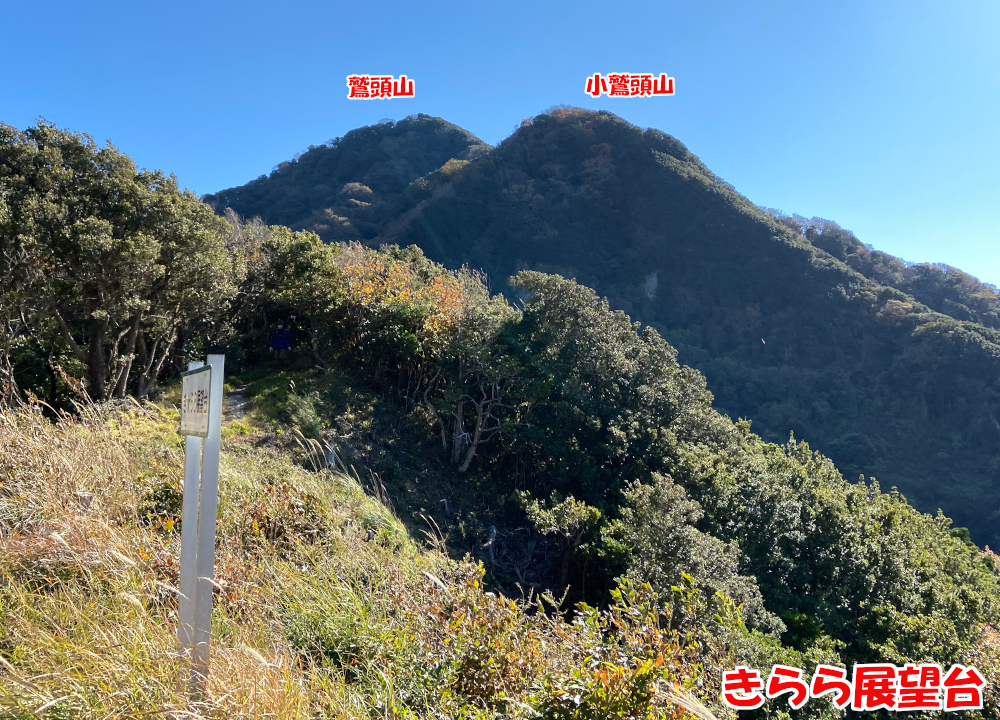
[2,1,998,284]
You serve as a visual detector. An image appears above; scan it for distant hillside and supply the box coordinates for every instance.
[207,109,1000,548]
[765,212,1000,330]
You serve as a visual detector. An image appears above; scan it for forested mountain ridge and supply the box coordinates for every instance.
[771,212,1000,330]
[208,108,1000,548]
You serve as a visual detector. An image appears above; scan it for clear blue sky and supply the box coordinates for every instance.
[2,1,998,284]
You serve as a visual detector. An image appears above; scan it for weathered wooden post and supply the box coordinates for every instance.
[176,354,224,696]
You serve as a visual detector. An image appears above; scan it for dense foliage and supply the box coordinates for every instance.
[0,121,240,402]
[768,213,1000,331]
[211,108,1000,550]
[213,228,1000,717]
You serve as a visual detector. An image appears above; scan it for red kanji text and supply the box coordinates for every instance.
[897,663,942,711]
[852,664,898,712]
[347,75,369,99]
[585,73,607,97]
[584,72,674,98]
[346,75,415,99]
[943,664,986,711]
[653,72,675,95]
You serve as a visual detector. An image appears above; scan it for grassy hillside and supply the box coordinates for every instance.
[0,397,732,719]
[208,108,1000,549]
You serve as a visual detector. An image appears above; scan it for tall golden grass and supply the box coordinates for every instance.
[0,401,420,717]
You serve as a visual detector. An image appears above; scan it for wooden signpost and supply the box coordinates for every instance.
[177,355,224,696]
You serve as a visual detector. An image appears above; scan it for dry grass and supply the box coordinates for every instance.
[0,401,721,719]
[0,401,425,718]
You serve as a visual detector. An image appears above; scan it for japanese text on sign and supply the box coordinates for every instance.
[180,366,212,438]
[585,72,675,98]
[346,75,415,99]
[723,664,986,712]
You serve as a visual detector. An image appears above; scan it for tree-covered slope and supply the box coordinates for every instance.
[208,109,1000,549]
[203,114,488,242]
[220,232,1000,699]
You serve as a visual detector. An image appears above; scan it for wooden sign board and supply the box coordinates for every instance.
[180,365,212,438]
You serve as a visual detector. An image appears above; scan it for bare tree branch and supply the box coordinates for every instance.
[422,369,449,452]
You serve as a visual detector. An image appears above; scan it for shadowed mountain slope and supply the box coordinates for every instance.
[208,108,1000,547]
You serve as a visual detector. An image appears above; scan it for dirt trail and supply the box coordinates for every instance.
[224,386,248,421]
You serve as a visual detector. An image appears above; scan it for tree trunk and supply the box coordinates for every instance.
[422,370,449,452]
[458,399,487,472]
[45,344,57,406]
[0,323,20,407]
[559,545,572,589]
[173,324,190,375]
[452,400,466,465]
[137,326,178,397]
[112,315,141,398]
[308,318,326,369]
[560,529,585,589]
[87,318,108,400]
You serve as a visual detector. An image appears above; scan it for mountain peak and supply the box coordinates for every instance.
[203,114,487,236]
